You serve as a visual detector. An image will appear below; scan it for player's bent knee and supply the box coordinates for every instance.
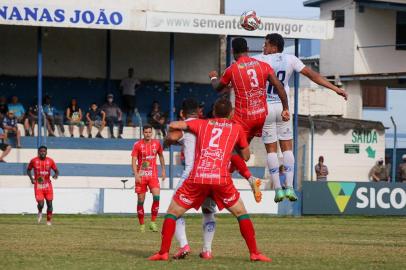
[167,199,187,218]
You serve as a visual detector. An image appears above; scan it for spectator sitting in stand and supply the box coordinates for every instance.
[2,111,21,148]
[8,95,30,136]
[398,154,406,183]
[86,102,106,138]
[0,96,8,122]
[27,103,38,136]
[0,126,11,162]
[198,102,206,119]
[369,158,388,182]
[66,98,85,138]
[100,94,123,139]
[148,101,166,137]
[43,96,65,137]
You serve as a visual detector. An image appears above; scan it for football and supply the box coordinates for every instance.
[240,10,261,31]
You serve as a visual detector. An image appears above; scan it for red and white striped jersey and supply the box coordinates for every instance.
[131,139,163,180]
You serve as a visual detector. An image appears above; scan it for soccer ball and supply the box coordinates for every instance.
[240,10,261,31]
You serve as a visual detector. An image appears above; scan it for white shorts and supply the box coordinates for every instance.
[175,178,217,213]
[262,102,293,144]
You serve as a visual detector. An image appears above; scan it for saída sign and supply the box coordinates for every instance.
[303,181,406,215]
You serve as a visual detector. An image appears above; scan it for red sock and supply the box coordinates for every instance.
[231,154,252,180]
[238,215,258,254]
[159,214,177,254]
[151,196,160,222]
[137,203,145,225]
[46,210,52,222]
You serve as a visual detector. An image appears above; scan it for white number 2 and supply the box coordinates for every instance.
[209,128,223,147]
[247,69,259,88]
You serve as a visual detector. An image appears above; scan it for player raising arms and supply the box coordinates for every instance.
[149,98,271,262]
[27,146,59,226]
[254,33,348,202]
[209,37,290,203]
[131,124,166,232]
[165,98,217,260]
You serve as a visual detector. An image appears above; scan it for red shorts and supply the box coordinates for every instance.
[232,115,266,141]
[34,184,53,201]
[174,181,240,211]
[135,178,160,194]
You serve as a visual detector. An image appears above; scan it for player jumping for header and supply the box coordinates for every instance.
[254,33,348,202]
[148,98,271,262]
[27,146,59,226]
[209,37,290,203]
[131,124,166,232]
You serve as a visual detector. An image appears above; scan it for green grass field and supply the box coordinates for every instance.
[0,214,405,270]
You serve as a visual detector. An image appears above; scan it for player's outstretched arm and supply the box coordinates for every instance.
[209,70,228,92]
[300,67,348,100]
[168,121,188,131]
[164,130,183,148]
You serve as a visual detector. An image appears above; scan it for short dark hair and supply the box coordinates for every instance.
[232,37,248,54]
[265,33,285,52]
[213,98,232,118]
[38,145,47,151]
[143,123,153,131]
[182,98,199,117]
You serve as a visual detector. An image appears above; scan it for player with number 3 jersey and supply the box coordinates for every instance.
[209,37,290,203]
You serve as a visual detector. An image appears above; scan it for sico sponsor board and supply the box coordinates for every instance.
[303,181,406,215]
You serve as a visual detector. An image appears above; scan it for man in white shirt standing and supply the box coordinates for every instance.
[254,33,348,203]
[120,67,141,126]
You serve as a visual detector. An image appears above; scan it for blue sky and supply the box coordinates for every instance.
[225,0,320,19]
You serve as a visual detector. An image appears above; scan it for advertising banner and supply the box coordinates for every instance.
[303,181,406,215]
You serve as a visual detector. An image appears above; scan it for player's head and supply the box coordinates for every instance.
[180,98,199,119]
[128,67,134,77]
[143,124,153,141]
[264,33,284,54]
[38,145,47,159]
[213,98,232,118]
[232,37,248,59]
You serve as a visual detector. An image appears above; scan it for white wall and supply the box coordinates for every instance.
[319,0,355,76]
[342,80,363,119]
[309,129,385,182]
[354,7,406,74]
[0,25,220,83]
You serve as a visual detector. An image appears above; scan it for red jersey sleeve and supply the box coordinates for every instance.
[50,159,57,170]
[219,66,232,86]
[236,124,249,149]
[186,119,204,135]
[157,141,163,154]
[27,159,34,170]
[131,142,139,157]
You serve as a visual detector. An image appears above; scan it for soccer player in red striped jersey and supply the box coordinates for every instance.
[131,124,166,232]
[149,98,271,262]
[209,37,290,203]
[27,146,59,226]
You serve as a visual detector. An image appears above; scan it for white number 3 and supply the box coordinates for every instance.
[247,69,259,88]
[209,128,223,147]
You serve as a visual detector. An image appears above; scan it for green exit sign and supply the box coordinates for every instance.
[344,144,359,154]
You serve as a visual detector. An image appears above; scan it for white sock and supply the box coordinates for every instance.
[283,150,295,188]
[267,152,281,189]
[175,217,188,248]
[202,213,216,252]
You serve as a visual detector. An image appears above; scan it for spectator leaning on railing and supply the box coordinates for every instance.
[101,94,123,139]
[315,156,329,181]
[0,126,12,162]
[27,103,38,136]
[86,102,106,138]
[369,158,389,182]
[66,98,85,138]
[2,111,22,148]
[8,95,30,136]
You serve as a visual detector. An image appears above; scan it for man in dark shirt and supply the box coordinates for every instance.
[2,111,21,148]
[0,96,8,122]
[100,94,123,139]
[86,103,106,138]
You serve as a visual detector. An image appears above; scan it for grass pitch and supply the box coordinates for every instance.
[0,214,405,270]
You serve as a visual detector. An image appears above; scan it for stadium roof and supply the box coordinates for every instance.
[299,115,385,132]
[304,0,406,9]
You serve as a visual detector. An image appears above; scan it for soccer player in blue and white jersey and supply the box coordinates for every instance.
[165,98,217,260]
[254,33,348,203]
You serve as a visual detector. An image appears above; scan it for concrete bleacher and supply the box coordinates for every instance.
[0,136,269,190]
